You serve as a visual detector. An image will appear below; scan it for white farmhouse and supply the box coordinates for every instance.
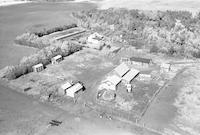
[87,32,104,50]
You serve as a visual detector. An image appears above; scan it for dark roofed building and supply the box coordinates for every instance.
[130,57,152,67]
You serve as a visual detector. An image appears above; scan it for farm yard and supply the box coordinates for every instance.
[1,1,200,135]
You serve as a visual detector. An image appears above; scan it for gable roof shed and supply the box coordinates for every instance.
[107,75,122,86]
[114,63,130,77]
[122,68,140,83]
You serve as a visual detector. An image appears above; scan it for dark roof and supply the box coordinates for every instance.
[130,57,152,64]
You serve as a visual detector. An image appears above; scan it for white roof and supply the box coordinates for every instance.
[122,68,140,82]
[52,55,62,60]
[106,75,121,86]
[66,83,83,93]
[33,63,43,68]
[61,82,72,90]
[114,63,130,77]
[161,63,171,68]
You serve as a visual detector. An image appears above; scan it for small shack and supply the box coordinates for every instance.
[32,63,44,72]
[122,68,140,84]
[66,83,83,98]
[51,55,62,65]
[161,63,171,72]
[130,57,152,67]
[114,63,130,77]
[137,73,151,81]
[58,82,72,96]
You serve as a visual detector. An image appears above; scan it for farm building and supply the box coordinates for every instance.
[161,63,171,72]
[137,73,151,81]
[120,57,130,64]
[66,83,84,98]
[58,82,72,96]
[32,63,44,72]
[114,63,130,77]
[51,55,62,65]
[100,75,122,91]
[87,32,104,50]
[130,57,152,67]
[122,68,140,84]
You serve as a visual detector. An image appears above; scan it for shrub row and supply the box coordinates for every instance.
[34,23,77,37]
[0,41,82,80]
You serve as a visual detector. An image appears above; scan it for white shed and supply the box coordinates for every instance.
[32,63,44,72]
[51,55,62,64]
[114,63,130,77]
[58,82,72,96]
[161,63,171,72]
[122,68,140,83]
[66,83,83,98]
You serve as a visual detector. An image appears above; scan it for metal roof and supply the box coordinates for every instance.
[106,75,122,86]
[52,55,62,60]
[66,83,83,93]
[130,57,152,64]
[122,68,140,82]
[114,63,130,77]
[33,63,43,68]
[61,82,72,90]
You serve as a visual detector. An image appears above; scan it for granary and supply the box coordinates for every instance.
[114,63,130,77]
[58,82,72,96]
[32,63,44,72]
[130,57,152,67]
[122,68,140,84]
[100,75,122,91]
[161,63,171,72]
[87,32,104,50]
[51,55,62,65]
[66,83,84,98]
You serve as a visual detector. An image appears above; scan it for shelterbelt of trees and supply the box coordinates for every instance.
[72,8,200,58]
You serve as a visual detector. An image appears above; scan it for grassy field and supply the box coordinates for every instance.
[0,2,96,69]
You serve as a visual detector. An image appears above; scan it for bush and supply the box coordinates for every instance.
[150,45,159,53]
[34,23,77,37]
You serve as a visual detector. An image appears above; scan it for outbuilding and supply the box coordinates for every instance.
[122,68,140,84]
[58,82,72,96]
[114,63,130,77]
[130,57,152,67]
[161,63,171,72]
[32,63,44,72]
[51,55,62,65]
[66,83,84,98]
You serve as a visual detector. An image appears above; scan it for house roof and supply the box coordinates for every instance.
[106,75,121,86]
[122,68,140,82]
[61,82,72,90]
[33,63,43,68]
[114,63,130,77]
[130,57,152,64]
[66,83,83,93]
[52,55,62,60]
